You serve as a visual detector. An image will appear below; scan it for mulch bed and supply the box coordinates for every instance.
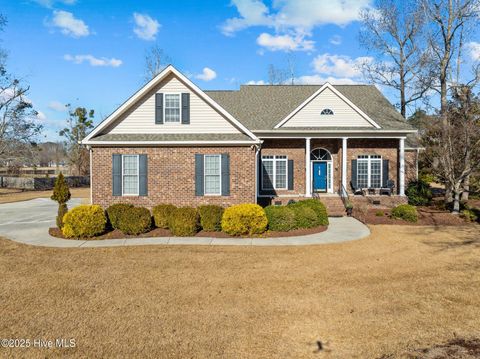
[49,225,327,241]
[356,206,472,226]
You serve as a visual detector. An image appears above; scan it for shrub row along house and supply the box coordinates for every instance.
[82,65,419,214]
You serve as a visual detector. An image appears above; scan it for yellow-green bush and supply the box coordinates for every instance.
[152,204,176,229]
[264,205,296,232]
[106,203,134,229]
[293,199,329,226]
[391,204,418,223]
[62,205,107,238]
[289,203,320,229]
[169,207,199,236]
[198,205,224,231]
[117,206,152,235]
[221,204,268,236]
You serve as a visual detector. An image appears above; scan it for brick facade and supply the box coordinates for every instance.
[91,146,256,208]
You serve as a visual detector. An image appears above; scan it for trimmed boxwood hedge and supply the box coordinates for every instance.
[289,204,320,229]
[152,204,176,229]
[169,207,200,236]
[198,205,224,232]
[106,203,134,230]
[221,204,268,236]
[62,205,107,238]
[116,206,152,235]
[264,205,296,232]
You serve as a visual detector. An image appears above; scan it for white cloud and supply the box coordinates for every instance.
[312,53,372,78]
[133,13,160,41]
[256,32,314,51]
[64,54,122,67]
[195,67,217,81]
[48,101,67,112]
[36,111,47,121]
[221,0,371,52]
[50,10,89,38]
[329,35,342,45]
[245,80,266,85]
[466,42,480,61]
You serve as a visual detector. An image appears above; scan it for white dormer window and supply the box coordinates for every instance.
[321,108,334,115]
[164,93,181,123]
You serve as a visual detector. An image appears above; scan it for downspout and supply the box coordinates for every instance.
[88,145,93,204]
[253,143,262,204]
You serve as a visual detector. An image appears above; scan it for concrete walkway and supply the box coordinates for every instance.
[0,198,370,248]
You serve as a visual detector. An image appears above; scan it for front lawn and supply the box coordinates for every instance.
[1,225,479,358]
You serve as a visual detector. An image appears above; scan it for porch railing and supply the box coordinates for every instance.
[339,182,350,210]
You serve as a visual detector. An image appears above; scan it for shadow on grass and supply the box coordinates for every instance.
[411,226,480,251]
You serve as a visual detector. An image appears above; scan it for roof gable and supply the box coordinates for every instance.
[275,83,380,129]
[83,65,259,144]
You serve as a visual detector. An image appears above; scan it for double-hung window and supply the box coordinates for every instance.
[204,155,221,195]
[357,155,382,188]
[262,155,287,190]
[164,93,181,123]
[122,155,139,195]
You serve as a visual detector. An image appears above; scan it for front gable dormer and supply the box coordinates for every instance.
[275,83,381,129]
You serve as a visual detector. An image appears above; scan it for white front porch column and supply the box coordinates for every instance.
[305,137,311,197]
[399,137,405,196]
[341,137,348,194]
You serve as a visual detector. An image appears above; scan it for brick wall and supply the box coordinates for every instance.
[91,146,256,208]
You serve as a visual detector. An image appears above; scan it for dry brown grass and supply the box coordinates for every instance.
[0,187,90,204]
[0,225,479,358]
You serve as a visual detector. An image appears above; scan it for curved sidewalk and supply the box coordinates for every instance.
[0,198,370,248]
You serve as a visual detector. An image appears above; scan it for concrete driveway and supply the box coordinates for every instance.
[0,198,370,247]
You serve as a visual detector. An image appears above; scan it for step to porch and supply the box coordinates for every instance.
[315,196,346,217]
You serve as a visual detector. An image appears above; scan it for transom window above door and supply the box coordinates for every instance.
[164,93,181,123]
[310,148,332,161]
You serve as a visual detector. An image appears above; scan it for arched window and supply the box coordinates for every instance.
[310,148,332,161]
[321,108,334,115]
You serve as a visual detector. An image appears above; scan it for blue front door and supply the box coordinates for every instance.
[313,162,327,192]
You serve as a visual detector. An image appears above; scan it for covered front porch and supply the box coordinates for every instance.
[256,135,412,209]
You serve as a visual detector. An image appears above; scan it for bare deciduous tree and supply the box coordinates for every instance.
[422,0,480,113]
[144,45,172,82]
[267,64,288,85]
[359,0,431,117]
[422,86,480,213]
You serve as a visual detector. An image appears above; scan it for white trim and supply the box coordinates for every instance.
[310,147,334,194]
[121,154,140,196]
[305,137,311,197]
[399,137,405,196]
[163,92,182,124]
[341,137,347,192]
[89,147,93,204]
[204,154,222,196]
[82,65,259,144]
[83,140,261,146]
[260,155,288,191]
[274,83,381,129]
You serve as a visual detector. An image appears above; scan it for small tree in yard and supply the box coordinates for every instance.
[422,86,480,213]
[51,172,71,228]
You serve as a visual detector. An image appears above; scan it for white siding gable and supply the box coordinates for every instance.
[281,87,374,128]
[105,74,241,134]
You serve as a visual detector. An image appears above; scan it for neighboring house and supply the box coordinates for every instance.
[82,65,419,213]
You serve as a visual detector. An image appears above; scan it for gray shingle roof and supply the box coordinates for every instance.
[90,133,255,142]
[206,85,415,132]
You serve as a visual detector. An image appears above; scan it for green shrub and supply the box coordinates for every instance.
[106,203,134,229]
[406,180,433,206]
[375,210,384,217]
[264,205,296,232]
[221,204,268,236]
[169,207,199,236]
[289,204,320,229]
[461,209,478,222]
[152,204,176,229]
[62,205,107,238]
[289,199,329,226]
[198,205,224,232]
[391,204,418,223]
[51,172,71,229]
[117,206,152,235]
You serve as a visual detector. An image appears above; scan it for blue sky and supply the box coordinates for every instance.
[1,0,479,141]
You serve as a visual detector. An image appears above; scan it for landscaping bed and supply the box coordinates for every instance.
[357,206,473,226]
[49,224,327,240]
